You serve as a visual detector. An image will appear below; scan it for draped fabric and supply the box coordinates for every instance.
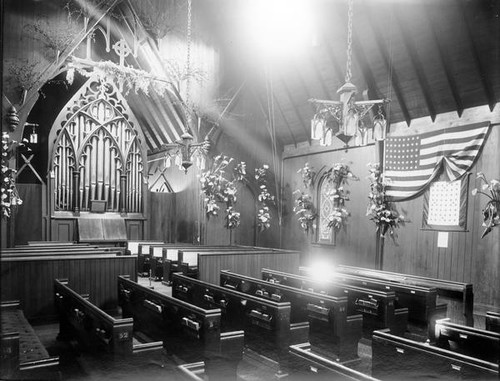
[384,122,491,202]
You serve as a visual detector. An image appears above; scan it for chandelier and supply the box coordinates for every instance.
[156,0,209,174]
[309,0,388,147]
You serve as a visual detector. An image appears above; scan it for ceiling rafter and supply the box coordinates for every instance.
[308,53,334,101]
[365,4,411,126]
[138,92,174,144]
[423,2,464,117]
[394,6,437,122]
[270,92,298,148]
[278,78,311,145]
[457,0,496,111]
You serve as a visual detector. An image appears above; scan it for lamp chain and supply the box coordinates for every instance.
[185,0,192,127]
[345,0,354,83]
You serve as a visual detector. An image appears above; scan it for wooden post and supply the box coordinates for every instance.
[375,139,385,270]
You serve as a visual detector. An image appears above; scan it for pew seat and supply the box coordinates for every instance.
[54,279,163,357]
[1,301,59,379]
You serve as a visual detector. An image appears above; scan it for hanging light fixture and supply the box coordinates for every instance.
[309,0,388,147]
[149,0,209,174]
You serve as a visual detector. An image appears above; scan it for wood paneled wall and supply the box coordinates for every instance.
[0,255,137,322]
[281,106,500,312]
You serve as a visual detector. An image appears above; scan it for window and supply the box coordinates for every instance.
[317,176,335,244]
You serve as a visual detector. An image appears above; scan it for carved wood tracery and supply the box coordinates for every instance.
[49,75,146,215]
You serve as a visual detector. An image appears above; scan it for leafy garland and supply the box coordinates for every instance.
[293,163,317,234]
[255,164,275,232]
[323,162,358,232]
[472,172,500,238]
[1,133,27,219]
[294,161,357,235]
[366,163,407,241]
[200,154,246,230]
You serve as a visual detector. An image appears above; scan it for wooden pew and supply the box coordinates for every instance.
[1,246,125,257]
[289,343,379,381]
[486,311,500,333]
[336,265,474,326]
[2,252,137,322]
[171,272,309,373]
[188,247,301,285]
[147,243,195,282]
[372,328,499,380]
[300,266,447,339]
[434,318,500,364]
[1,301,59,379]
[220,270,363,361]
[262,268,408,337]
[126,240,164,276]
[162,245,272,284]
[54,279,163,356]
[118,275,244,380]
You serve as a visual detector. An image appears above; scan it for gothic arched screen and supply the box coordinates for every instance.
[49,76,146,214]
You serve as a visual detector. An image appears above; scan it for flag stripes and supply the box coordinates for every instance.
[384,122,490,201]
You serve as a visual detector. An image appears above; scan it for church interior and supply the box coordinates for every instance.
[1,0,499,379]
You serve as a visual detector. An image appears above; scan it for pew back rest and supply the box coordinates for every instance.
[435,318,500,363]
[486,312,500,334]
[118,275,222,345]
[54,279,134,353]
[220,270,350,326]
[171,273,292,337]
[372,328,499,378]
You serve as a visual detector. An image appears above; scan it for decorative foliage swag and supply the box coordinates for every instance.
[366,163,406,242]
[1,133,27,219]
[472,172,500,238]
[294,161,357,234]
[200,154,247,230]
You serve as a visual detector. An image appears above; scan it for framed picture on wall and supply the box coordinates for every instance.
[422,174,469,231]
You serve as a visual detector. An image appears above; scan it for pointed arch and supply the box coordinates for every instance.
[49,74,148,214]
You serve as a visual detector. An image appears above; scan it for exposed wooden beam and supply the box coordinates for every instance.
[423,3,464,117]
[278,78,311,145]
[139,92,174,145]
[365,4,412,126]
[394,6,437,122]
[308,53,334,101]
[457,0,496,111]
[272,92,297,148]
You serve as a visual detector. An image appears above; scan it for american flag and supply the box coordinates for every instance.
[384,122,491,201]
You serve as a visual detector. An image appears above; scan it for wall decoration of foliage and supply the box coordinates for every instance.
[293,163,317,234]
[255,164,275,232]
[200,154,247,230]
[366,163,407,242]
[472,172,500,238]
[1,133,27,219]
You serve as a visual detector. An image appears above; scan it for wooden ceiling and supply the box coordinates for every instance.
[204,0,500,148]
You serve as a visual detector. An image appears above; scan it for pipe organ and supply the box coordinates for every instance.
[49,76,146,221]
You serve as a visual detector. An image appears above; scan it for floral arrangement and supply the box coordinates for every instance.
[293,163,317,234]
[323,162,358,232]
[472,172,500,238]
[366,162,406,241]
[293,190,317,234]
[1,132,27,219]
[255,164,275,232]
[200,154,246,230]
